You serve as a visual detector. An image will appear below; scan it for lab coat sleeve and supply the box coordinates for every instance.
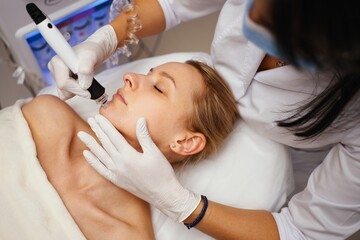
[273,129,360,240]
[157,0,227,31]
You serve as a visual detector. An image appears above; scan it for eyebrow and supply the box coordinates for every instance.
[159,71,176,87]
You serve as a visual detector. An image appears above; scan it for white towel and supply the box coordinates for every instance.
[0,100,85,240]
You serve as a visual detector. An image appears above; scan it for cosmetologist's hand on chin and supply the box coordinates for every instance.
[77,114,201,222]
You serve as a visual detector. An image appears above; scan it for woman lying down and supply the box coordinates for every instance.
[0,60,238,239]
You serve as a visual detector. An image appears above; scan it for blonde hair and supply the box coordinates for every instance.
[184,60,239,163]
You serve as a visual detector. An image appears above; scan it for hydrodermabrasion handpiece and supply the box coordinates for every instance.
[26,3,108,107]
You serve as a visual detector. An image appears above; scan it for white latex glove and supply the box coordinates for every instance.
[48,25,118,100]
[77,115,201,222]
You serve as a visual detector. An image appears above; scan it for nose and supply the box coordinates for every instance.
[123,72,149,91]
[123,72,139,90]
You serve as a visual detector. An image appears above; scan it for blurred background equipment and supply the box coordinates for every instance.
[0,0,161,99]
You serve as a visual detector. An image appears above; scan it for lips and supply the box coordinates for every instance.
[115,90,127,105]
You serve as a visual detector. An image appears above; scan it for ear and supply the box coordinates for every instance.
[170,132,206,157]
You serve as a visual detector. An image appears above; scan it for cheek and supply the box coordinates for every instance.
[100,96,186,148]
[99,105,173,150]
[145,113,184,146]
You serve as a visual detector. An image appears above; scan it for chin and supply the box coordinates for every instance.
[98,101,116,117]
[99,106,106,115]
[99,107,104,115]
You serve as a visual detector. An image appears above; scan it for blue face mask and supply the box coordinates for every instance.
[242,0,317,70]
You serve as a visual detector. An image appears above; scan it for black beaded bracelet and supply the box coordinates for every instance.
[184,195,208,230]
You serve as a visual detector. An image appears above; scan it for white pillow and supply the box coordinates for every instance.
[39,52,294,240]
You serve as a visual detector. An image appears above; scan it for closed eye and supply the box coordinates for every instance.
[154,85,163,93]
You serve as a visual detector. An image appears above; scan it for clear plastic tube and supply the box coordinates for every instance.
[108,0,142,64]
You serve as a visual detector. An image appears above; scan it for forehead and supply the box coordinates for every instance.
[156,62,195,74]
[155,62,205,102]
[155,62,204,91]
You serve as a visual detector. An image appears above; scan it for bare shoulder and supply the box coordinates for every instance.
[22,95,80,138]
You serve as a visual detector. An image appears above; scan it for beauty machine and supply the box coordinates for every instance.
[0,0,112,90]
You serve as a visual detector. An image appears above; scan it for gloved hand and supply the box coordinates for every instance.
[48,25,118,100]
[77,114,201,222]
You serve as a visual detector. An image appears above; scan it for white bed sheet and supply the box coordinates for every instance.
[39,52,294,239]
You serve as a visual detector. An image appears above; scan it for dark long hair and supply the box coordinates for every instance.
[268,0,360,139]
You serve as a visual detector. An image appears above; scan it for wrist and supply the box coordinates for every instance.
[173,186,201,223]
[109,1,142,57]
[183,195,209,229]
[183,196,204,225]
[110,15,127,48]
[157,183,201,222]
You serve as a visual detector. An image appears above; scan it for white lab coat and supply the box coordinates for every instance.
[158,0,360,239]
